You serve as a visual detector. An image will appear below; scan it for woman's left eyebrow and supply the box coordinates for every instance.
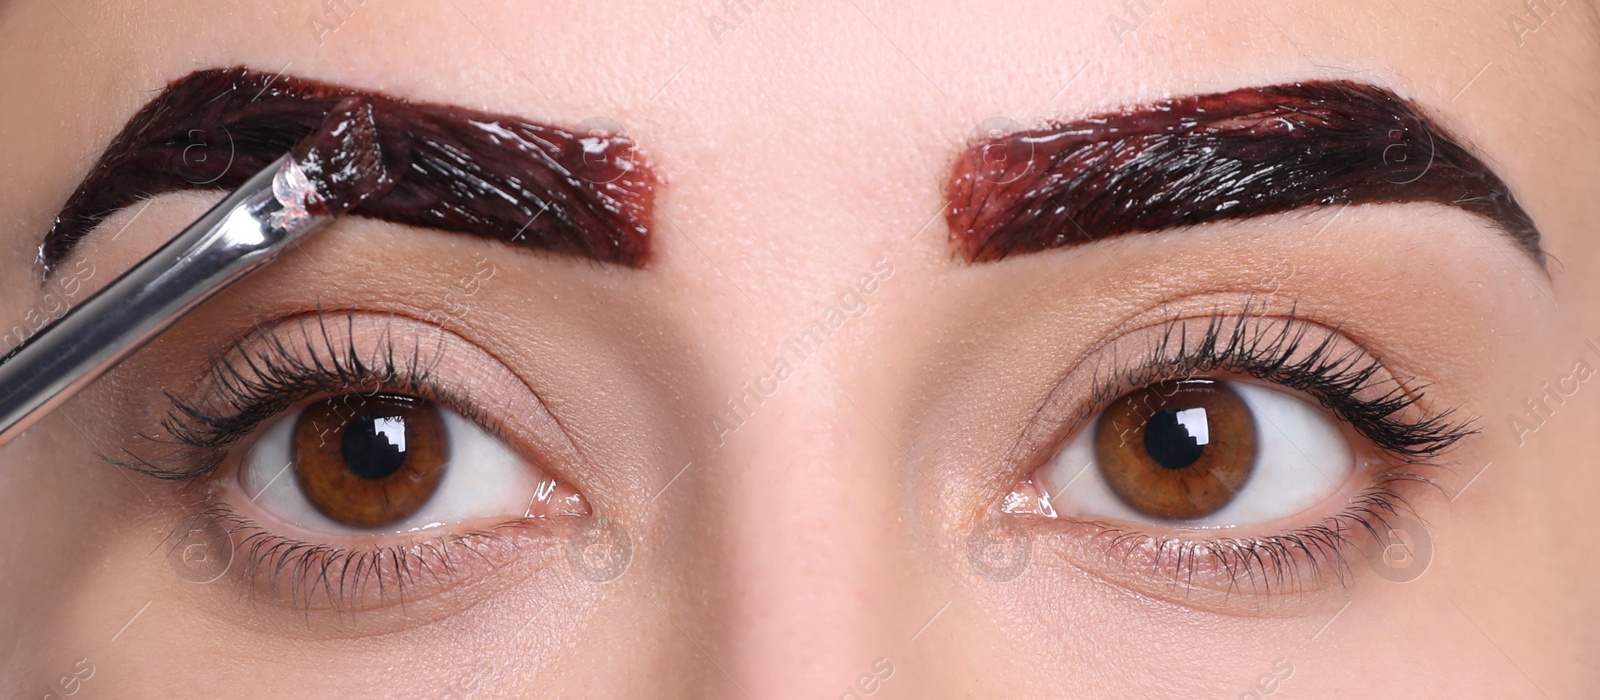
[946,80,1542,267]
[41,67,656,274]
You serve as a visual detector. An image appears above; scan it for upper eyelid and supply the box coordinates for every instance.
[1010,307,1473,489]
[111,310,583,483]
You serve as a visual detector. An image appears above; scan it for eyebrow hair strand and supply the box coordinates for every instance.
[42,67,655,274]
[947,80,1542,267]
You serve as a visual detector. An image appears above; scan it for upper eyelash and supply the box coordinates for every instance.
[1084,303,1476,462]
[127,303,1471,600]
[1023,302,1476,594]
[113,311,459,482]
[123,313,563,612]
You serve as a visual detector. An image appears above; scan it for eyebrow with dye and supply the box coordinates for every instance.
[946,81,1541,267]
[41,66,656,275]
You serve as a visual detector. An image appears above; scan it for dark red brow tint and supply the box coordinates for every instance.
[42,67,654,272]
[947,81,1541,265]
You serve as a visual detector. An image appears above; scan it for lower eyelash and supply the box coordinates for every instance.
[1073,472,1434,595]
[125,313,577,612]
[170,504,552,611]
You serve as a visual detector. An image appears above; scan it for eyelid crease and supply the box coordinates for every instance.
[1014,300,1476,488]
[110,310,509,482]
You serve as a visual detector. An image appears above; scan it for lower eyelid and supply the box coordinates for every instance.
[1020,475,1435,612]
[1009,400,1449,606]
[169,501,573,616]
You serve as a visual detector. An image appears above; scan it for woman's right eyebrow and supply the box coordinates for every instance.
[41,67,656,274]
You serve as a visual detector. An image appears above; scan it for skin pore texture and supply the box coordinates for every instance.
[1,1,1598,699]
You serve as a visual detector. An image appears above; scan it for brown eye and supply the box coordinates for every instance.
[1093,380,1258,520]
[292,394,450,529]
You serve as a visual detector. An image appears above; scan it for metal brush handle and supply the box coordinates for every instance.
[0,155,328,447]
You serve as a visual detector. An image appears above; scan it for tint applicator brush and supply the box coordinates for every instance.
[0,97,393,446]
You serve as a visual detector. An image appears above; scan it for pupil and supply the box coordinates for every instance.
[1143,406,1209,470]
[341,413,409,480]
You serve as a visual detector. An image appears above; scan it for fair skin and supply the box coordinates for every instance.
[2,1,1597,697]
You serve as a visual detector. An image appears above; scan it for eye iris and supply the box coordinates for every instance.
[292,394,449,529]
[1095,380,1257,520]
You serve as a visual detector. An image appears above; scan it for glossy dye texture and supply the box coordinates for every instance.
[947,81,1541,265]
[43,67,654,273]
[286,97,392,218]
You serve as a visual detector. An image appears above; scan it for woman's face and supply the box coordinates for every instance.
[3,1,1596,697]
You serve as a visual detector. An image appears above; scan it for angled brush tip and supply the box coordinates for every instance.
[288,97,392,216]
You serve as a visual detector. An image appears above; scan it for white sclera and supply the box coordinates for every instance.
[242,406,537,535]
[1041,382,1355,529]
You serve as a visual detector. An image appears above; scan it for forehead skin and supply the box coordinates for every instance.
[0,1,1597,699]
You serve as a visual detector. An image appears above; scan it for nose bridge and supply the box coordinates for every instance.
[641,34,933,688]
[712,376,910,699]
